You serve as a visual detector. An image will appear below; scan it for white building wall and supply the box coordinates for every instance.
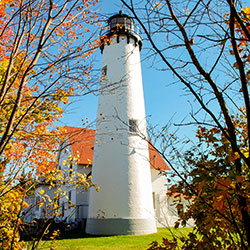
[23,195,36,223]
[24,141,79,224]
[151,169,169,227]
[24,133,194,229]
[76,165,91,220]
[24,159,194,229]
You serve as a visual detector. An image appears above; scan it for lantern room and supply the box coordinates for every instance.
[100,11,142,53]
[108,10,135,33]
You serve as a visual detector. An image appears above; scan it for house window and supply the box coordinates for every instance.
[129,119,138,133]
[152,192,156,209]
[69,164,73,176]
[76,206,80,219]
[68,191,72,208]
[62,203,65,218]
[35,197,40,211]
[102,65,107,77]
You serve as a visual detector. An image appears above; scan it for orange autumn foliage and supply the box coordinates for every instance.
[0,0,100,249]
[139,1,250,249]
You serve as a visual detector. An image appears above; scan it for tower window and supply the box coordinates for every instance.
[68,190,72,208]
[129,119,138,133]
[102,65,107,77]
[35,197,40,211]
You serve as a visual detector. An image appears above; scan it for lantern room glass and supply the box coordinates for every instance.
[109,16,134,32]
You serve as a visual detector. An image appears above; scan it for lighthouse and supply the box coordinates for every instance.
[85,11,157,235]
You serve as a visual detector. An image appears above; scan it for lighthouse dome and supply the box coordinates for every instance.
[100,11,142,53]
[108,10,135,33]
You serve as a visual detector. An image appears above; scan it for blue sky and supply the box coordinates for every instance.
[59,0,195,140]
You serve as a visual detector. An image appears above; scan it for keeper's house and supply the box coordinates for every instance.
[25,126,194,229]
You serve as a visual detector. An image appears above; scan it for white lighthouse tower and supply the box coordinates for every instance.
[85,11,157,235]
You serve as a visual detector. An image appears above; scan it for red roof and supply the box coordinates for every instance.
[148,142,170,170]
[64,126,170,171]
[65,126,95,165]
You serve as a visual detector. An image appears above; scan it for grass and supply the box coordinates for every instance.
[37,227,193,250]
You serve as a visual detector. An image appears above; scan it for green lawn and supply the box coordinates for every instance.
[37,228,192,250]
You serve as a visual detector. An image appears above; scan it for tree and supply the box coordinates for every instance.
[121,0,250,249]
[0,0,100,248]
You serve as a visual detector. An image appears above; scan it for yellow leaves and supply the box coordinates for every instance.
[0,186,24,248]
[228,151,240,162]
[0,0,100,246]
[242,148,249,158]
[38,202,44,208]
[152,2,162,9]
[45,194,52,203]
[39,189,45,195]
[22,201,29,208]
[50,229,60,240]
[54,193,59,200]
[242,6,250,17]
[232,5,250,53]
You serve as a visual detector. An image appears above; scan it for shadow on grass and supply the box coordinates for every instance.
[58,229,114,240]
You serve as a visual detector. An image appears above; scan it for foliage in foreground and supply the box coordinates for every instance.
[0,0,100,249]
[122,0,250,249]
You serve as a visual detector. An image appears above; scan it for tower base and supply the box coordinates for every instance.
[85,218,157,235]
